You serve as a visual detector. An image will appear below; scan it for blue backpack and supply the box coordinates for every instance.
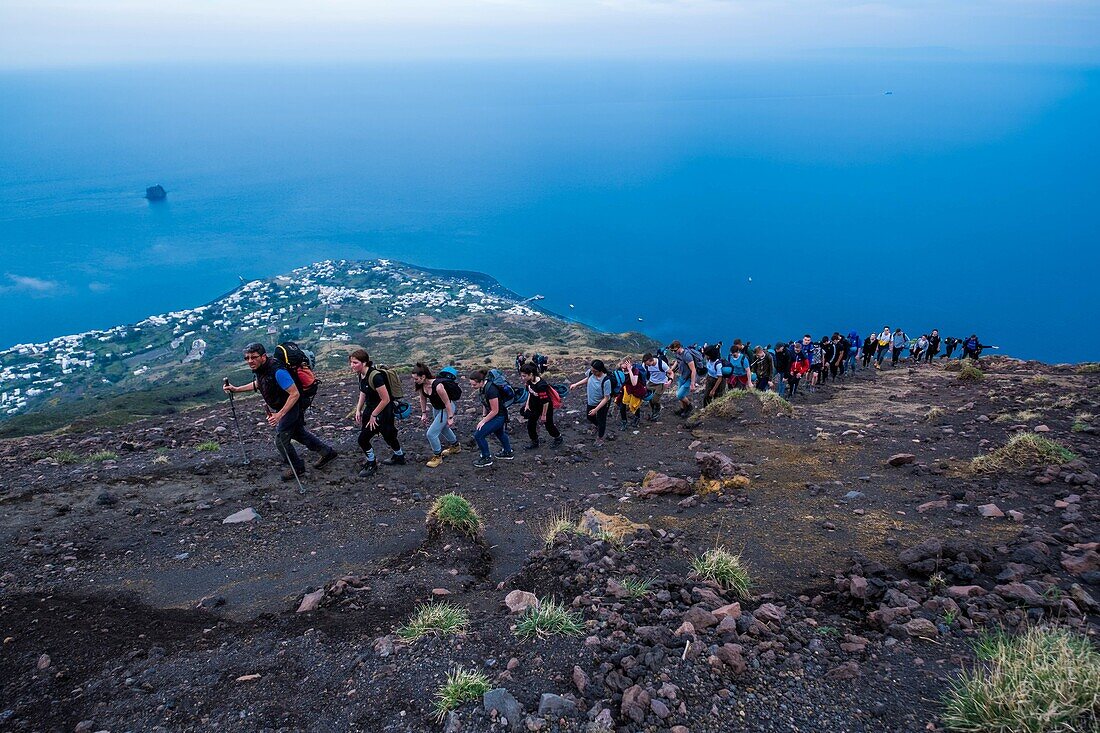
[486,368,517,403]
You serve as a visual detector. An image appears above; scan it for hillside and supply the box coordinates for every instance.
[0,260,648,436]
[0,354,1097,732]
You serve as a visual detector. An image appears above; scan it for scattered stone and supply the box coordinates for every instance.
[978,503,1004,518]
[825,661,861,680]
[621,685,651,724]
[754,603,786,623]
[887,453,916,467]
[484,688,524,730]
[571,665,589,694]
[638,471,693,497]
[504,590,539,614]
[296,589,325,613]
[222,507,259,524]
[537,693,576,716]
[903,618,939,639]
[235,673,261,682]
[578,508,649,541]
[36,653,50,670]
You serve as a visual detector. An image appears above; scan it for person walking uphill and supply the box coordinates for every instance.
[349,349,405,477]
[223,343,337,482]
[668,340,700,418]
[571,360,613,447]
[641,351,670,421]
[520,363,563,450]
[413,363,461,468]
[467,369,514,468]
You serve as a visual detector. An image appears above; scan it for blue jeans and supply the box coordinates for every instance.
[275,403,333,472]
[846,353,858,372]
[426,406,458,454]
[676,377,692,401]
[473,414,511,458]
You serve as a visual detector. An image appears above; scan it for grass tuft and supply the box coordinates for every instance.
[87,450,118,462]
[958,362,985,382]
[514,598,584,639]
[620,576,656,599]
[942,626,1100,733]
[970,433,1077,474]
[52,449,81,465]
[1074,362,1100,374]
[691,547,752,599]
[432,666,492,721]
[758,390,793,416]
[428,493,482,537]
[196,441,221,452]
[925,407,946,424]
[397,601,469,641]
[537,508,578,549]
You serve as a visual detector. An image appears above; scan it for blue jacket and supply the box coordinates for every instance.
[847,331,862,353]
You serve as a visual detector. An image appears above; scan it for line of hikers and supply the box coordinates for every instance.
[222,331,993,481]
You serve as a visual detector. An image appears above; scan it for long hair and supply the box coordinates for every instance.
[412,362,433,380]
[349,348,371,366]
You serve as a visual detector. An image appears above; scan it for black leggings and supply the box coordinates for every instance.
[786,375,801,398]
[526,403,560,443]
[587,403,609,439]
[358,406,401,456]
[862,350,874,368]
[892,347,902,366]
[925,349,937,363]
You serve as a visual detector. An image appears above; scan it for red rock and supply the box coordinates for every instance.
[638,471,693,496]
[946,585,985,599]
[621,685,651,724]
[849,576,868,599]
[754,602,786,623]
[1061,551,1100,576]
[715,643,747,674]
[888,453,916,467]
[994,582,1047,607]
[713,602,742,620]
[917,500,948,513]
[682,606,718,630]
[825,660,861,679]
[903,618,939,639]
[978,503,1004,518]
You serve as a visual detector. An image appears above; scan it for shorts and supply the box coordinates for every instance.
[676,377,692,401]
[729,375,749,389]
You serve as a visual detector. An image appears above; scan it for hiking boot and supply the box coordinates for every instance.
[647,413,659,422]
[681,405,694,418]
[672,408,684,417]
[382,453,407,466]
[358,461,378,478]
[442,443,461,456]
[631,416,641,428]
[473,455,494,468]
[619,420,628,431]
[312,450,338,470]
[594,438,605,448]
[282,466,304,482]
[523,441,540,451]
[550,435,564,449]
[496,450,515,461]
[426,454,443,468]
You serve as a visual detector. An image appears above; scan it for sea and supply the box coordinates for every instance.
[1,59,1097,362]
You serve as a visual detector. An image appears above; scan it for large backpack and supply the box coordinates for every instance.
[273,341,319,408]
[486,368,516,403]
[434,367,462,402]
[366,365,404,400]
[685,347,706,375]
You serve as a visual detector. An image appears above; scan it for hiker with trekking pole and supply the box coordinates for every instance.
[222,343,338,488]
[223,377,250,465]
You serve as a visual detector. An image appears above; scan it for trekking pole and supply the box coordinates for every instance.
[266,406,306,495]
[224,378,250,466]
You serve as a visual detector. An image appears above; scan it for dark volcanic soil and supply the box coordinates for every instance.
[1,357,1097,733]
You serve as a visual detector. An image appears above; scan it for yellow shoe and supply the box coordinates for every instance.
[442,444,461,456]
[427,454,443,468]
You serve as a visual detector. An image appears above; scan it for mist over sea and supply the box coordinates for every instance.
[1,59,1097,361]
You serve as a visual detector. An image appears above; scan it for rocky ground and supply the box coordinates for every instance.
[1,357,1097,732]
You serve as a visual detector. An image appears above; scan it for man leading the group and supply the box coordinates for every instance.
[223,342,337,482]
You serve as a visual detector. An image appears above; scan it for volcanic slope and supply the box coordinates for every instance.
[0,356,1097,732]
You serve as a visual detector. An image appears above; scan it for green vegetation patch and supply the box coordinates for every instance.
[397,601,469,641]
[620,576,656,599]
[51,449,81,465]
[196,441,221,452]
[970,433,1077,474]
[432,666,492,721]
[1074,362,1100,374]
[691,547,752,599]
[925,407,946,424]
[958,362,985,382]
[942,626,1100,733]
[87,450,118,462]
[514,598,584,640]
[427,493,482,537]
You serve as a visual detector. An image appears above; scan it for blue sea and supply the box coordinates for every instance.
[1,59,1097,362]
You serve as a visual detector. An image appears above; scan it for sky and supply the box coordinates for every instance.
[2,0,1099,68]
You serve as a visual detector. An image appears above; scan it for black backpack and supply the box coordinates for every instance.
[434,371,462,402]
